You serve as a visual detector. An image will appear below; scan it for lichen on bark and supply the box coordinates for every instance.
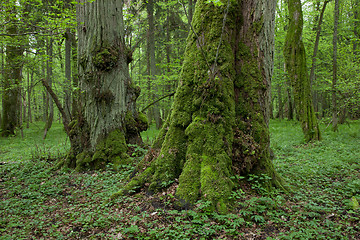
[117,0,285,212]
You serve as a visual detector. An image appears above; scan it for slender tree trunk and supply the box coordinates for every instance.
[146,1,153,125]
[309,0,330,86]
[23,73,28,125]
[147,0,162,129]
[270,95,275,119]
[0,45,3,127]
[19,87,24,138]
[0,44,5,127]
[277,84,284,119]
[27,71,33,128]
[122,0,285,213]
[188,0,195,24]
[44,38,54,139]
[71,33,79,119]
[353,0,360,56]
[286,81,294,120]
[284,0,321,141]
[332,0,339,131]
[64,29,72,120]
[63,0,147,171]
[164,7,173,120]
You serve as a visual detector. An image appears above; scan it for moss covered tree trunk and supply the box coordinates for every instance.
[283,0,321,142]
[121,0,285,212]
[65,0,148,171]
[1,8,23,137]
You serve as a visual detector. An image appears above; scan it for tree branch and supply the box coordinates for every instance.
[141,92,175,113]
[41,78,71,135]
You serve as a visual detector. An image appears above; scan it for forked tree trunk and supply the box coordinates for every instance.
[63,0,147,171]
[120,0,285,213]
[284,0,321,142]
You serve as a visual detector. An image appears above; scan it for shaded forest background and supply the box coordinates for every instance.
[0,0,359,134]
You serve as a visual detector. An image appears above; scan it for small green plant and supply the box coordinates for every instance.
[1,119,359,239]
[247,173,272,194]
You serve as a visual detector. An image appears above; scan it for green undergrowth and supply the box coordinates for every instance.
[140,123,159,145]
[0,120,359,239]
[0,122,69,162]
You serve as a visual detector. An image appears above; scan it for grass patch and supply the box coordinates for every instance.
[0,122,69,162]
[0,120,359,239]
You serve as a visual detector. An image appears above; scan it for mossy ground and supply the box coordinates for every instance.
[1,120,359,239]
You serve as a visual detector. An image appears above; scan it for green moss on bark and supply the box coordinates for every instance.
[284,0,321,142]
[75,129,130,171]
[92,47,119,72]
[136,112,149,131]
[117,0,286,212]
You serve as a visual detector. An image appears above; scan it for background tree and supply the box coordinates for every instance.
[63,0,148,171]
[332,0,339,131]
[120,0,286,212]
[284,0,321,142]
[1,2,25,137]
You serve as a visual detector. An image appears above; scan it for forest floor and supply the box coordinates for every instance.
[0,120,359,239]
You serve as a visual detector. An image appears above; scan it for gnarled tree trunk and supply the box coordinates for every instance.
[64,0,148,171]
[284,0,321,142]
[121,0,285,213]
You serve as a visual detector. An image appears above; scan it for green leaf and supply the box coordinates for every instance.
[206,0,224,7]
[351,196,359,210]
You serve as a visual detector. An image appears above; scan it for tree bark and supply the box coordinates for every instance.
[1,7,23,137]
[41,78,71,136]
[64,29,72,120]
[0,46,3,127]
[286,80,294,120]
[332,0,339,131]
[43,37,54,139]
[121,0,285,212]
[309,0,330,86]
[64,0,147,171]
[277,84,284,119]
[188,0,195,24]
[284,0,321,142]
[146,0,162,129]
[27,71,33,128]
